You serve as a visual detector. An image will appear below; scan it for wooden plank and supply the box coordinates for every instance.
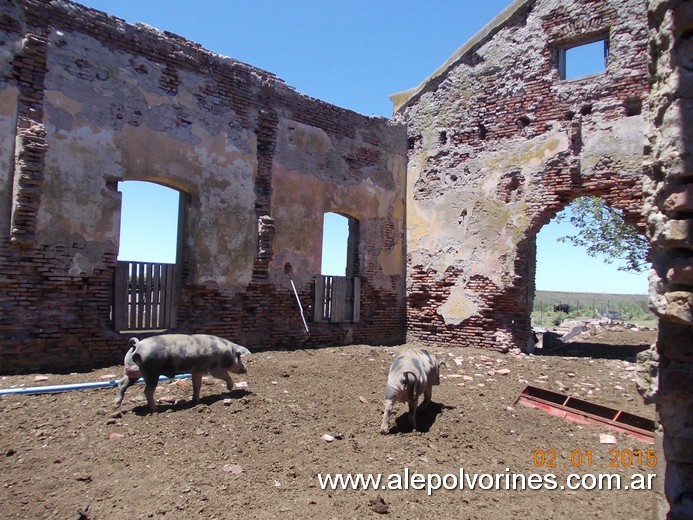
[344,276,354,321]
[128,263,137,330]
[352,277,361,322]
[151,263,160,328]
[331,276,346,322]
[324,276,333,321]
[144,263,153,329]
[136,262,145,329]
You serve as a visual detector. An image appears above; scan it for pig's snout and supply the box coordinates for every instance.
[236,362,247,374]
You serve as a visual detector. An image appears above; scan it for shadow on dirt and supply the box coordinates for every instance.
[389,402,456,434]
[131,389,251,415]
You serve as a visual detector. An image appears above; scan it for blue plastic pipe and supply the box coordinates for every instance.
[0,374,192,396]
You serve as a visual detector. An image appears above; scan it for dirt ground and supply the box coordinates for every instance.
[1,326,659,519]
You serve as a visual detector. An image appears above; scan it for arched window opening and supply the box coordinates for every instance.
[114,180,183,332]
[315,212,361,323]
[533,198,652,330]
[321,212,349,276]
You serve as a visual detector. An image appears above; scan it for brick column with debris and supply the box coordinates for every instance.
[643,0,693,518]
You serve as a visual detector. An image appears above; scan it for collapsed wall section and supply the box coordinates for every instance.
[395,0,649,351]
[0,0,406,373]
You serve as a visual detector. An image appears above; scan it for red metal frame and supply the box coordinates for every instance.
[515,385,655,444]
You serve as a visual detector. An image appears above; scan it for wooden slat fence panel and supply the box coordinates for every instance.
[313,275,360,323]
[331,277,347,322]
[113,261,178,331]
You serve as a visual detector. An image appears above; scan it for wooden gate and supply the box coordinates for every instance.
[313,275,360,323]
[113,261,179,331]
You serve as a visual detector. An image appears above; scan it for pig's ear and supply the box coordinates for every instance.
[238,346,251,356]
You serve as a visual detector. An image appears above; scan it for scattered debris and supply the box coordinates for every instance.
[322,434,335,442]
[72,502,90,520]
[533,318,654,351]
[368,494,390,514]
[222,464,243,475]
[600,434,617,444]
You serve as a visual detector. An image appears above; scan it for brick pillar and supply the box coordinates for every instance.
[645,1,693,518]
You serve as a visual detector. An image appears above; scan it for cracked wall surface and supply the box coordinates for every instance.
[394,0,650,352]
[0,0,406,372]
[645,0,693,517]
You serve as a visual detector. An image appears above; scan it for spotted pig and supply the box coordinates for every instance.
[114,334,250,412]
[380,348,444,434]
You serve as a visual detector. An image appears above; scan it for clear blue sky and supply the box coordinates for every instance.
[82,0,649,294]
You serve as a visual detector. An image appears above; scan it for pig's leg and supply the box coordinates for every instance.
[402,372,418,430]
[408,397,418,431]
[209,367,234,392]
[380,399,394,434]
[419,385,433,410]
[191,372,204,402]
[143,375,159,412]
[114,376,137,408]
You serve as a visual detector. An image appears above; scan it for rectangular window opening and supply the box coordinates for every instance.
[559,37,608,80]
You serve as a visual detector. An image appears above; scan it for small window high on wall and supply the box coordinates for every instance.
[559,37,608,80]
[315,212,360,323]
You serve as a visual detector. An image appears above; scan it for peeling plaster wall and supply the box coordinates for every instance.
[38,25,260,288]
[270,117,405,290]
[395,0,650,352]
[0,0,406,373]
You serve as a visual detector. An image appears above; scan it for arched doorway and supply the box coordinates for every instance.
[314,212,361,323]
[530,196,653,354]
[113,181,184,332]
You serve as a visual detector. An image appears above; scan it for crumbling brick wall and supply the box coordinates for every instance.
[394,0,650,352]
[644,0,693,516]
[0,0,406,373]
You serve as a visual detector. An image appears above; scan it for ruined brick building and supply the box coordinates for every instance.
[1,0,691,515]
